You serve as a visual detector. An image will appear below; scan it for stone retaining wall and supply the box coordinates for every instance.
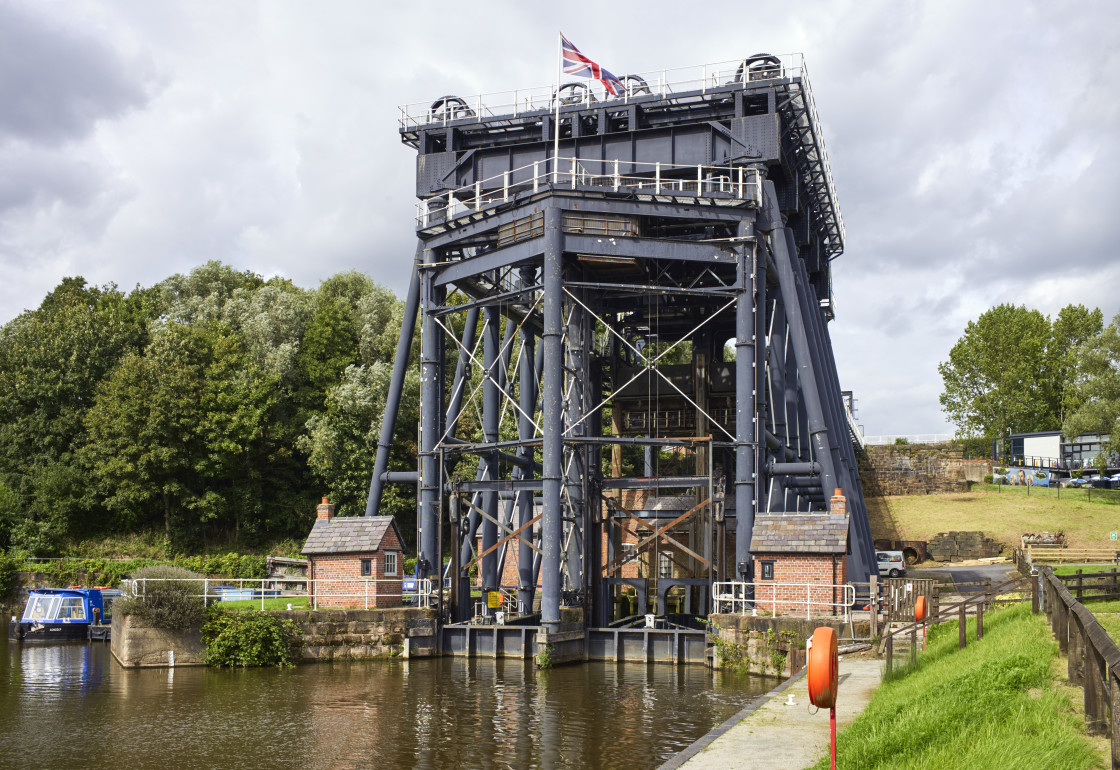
[708,614,870,676]
[860,443,988,497]
[111,614,207,667]
[283,606,439,661]
[926,531,1003,562]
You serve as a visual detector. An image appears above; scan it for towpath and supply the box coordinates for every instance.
[662,654,882,769]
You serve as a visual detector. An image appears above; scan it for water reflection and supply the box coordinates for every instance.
[0,638,770,769]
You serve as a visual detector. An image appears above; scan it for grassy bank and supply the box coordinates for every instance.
[812,603,1104,769]
[868,485,1120,551]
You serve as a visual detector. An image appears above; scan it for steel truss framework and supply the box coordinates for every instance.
[368,56,877,631]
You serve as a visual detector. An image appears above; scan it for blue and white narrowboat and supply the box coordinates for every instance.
[8,587,120,642]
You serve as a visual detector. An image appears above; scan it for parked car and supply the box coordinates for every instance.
[877,550,907,578]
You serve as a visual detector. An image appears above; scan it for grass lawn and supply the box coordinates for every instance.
[1053,566,1120,576]
[216,596,310,610]
[1094,614,1120,646]
[812,603,1104,769]
[868,484,1120,551]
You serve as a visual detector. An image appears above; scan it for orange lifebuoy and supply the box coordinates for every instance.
[915,595,927,622]
[807,626,839,709]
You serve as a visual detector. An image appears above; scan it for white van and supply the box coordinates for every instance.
[876,551,907,578]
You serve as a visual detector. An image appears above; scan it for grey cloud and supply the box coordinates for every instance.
[0,0,156,146]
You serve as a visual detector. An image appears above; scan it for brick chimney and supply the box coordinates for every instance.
[830,488,846,517]
[316,496,335,521]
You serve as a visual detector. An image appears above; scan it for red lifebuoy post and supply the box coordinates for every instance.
[807,626,839,769]
[915,595,928,650]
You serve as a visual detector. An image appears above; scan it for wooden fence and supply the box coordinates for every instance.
[1039,565,1120,767]
[877,574,1032,673]
[1027,544,1120,564]
[1055,569,1120,603]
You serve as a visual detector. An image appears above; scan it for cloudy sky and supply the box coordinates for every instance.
[2,0,1117,436]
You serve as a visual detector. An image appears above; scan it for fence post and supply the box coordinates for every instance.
[1068,613,1084,684]
[977,602,984,641]
[959,603,966,650]
[1084,643,1102,735]
[886,634,893,675]
[1077,569,1084,603]
[930,587,940,624]
[985,577,993,610]
[869,575,879,637]
[1031,572,1039,614]
[910,627,917,665]
[1058,598,1069,655]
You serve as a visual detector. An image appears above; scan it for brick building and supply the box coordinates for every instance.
[749,491,850,616]
[302,498,406,608]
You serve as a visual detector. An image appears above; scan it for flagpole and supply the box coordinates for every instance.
[553,32,562,184]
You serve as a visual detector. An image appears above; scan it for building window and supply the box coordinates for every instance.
[658,552,672,578]
[384,551,398,576]
[760,560,775,581]
[360,558,372,577]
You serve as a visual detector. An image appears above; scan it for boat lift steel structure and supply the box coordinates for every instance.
[366,53,877,631]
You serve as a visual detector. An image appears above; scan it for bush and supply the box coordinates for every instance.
[894,437,910,445]
[202,607,302,667]
[983,474,994,484]
[0,549,20,599]
[114,565,207,630]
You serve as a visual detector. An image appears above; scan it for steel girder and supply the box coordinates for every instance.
[368,193,877,631]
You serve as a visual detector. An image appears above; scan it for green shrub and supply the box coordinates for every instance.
[894,437,910,445]
[983,474,994,484]
[202,607,302,667]
[0,549,20,598]
[114,565,207,630]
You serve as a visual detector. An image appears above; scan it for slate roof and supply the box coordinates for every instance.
[301,515,404,556]
[749,513,850,554]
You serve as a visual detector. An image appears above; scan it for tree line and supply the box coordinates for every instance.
[0,262,419,555]
[939,303,1120,458]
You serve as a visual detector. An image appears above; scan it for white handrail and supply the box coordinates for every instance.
[122,576,406,611]
[417,155,763,227]
[712,580,855,621]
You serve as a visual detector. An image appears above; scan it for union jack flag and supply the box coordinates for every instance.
[561,34,624,96]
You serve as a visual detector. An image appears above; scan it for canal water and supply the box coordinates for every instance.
[0,638,772,768]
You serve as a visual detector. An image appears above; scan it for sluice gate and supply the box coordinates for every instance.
[367,53,877,643]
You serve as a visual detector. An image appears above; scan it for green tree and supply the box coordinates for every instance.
[1064,311,1120,457]
[1049,304,1104,425]
[0,278,156,551]
[81,323,278,545]
[938,304,1057,442]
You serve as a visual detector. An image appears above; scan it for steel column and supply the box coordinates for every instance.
[365,247,421,517]
[418,248,443,581]
[541,207,564,629]
[733,224,756,579]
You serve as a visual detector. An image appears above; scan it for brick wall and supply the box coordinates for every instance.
[309,541,404,609]
[861,443,988,496]
[752,553,847,616]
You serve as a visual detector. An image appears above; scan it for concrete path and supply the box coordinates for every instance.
[662,655,882,770]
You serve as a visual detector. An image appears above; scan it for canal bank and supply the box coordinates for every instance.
[662,653,882,769]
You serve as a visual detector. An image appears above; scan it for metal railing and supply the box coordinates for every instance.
[862,434,956,445]
[121,577,405,611]
[417,156,763,227]
[399,54,807,130]
[472,588,519,623]
[712,580,855,620]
